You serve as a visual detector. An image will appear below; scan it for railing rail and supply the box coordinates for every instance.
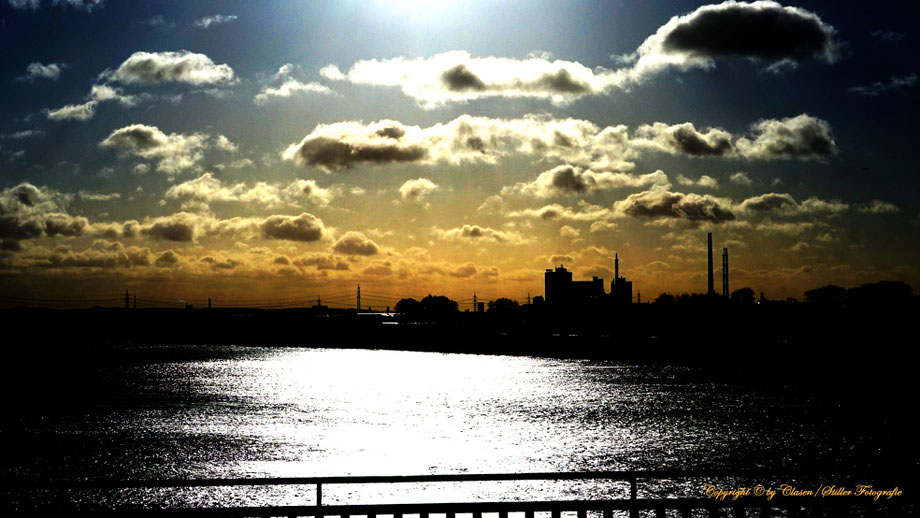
[6,470,911,517]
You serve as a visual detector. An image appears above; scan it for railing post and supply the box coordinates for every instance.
[629,474,638,518]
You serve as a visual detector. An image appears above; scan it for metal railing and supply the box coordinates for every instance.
[7,470,911,517]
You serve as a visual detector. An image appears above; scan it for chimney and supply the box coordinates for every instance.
[722,247,729,297]
[615,253,619,280]
[707,233,714,295]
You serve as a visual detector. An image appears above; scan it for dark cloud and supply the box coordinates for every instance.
[1,239,23,252]
[616,188,735,223]
[533,69,591,94]
[332,231,380,256]
[141,219,195,242]
[671,125,732,156]
[634,122,733,157]
[259,213,326,242]
[545,166,589,193]
[661,2,839,64]
[288,137,428,171]
[43,213,89,237]
[375,126,406,139]
[441,64,487,91]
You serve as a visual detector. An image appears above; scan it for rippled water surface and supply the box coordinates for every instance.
[3,345,898,509]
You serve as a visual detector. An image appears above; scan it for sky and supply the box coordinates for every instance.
[1,0,917,307]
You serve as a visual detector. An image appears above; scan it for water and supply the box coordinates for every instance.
[2,345,904,510]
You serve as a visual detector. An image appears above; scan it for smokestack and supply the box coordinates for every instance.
[707,233,714,295]
[615,253,619,280]
[722,247,729,297]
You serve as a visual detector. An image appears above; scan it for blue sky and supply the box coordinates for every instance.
[1,0,917,304]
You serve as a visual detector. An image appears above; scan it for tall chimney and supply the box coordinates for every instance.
[707,233,714,295]
[722,247,729,297]
[615,253,619,280]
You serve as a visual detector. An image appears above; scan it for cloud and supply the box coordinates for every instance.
[102,50,235,85]
[754,219,818,235]
[735,114,836,161]
[323,50,628,108]
[283,113,834,172]
[505,201,614,222]
[254,79,334,104]
[1,130,45,140]
[294,252,350,271]
[8,0,104,11]
[332,231,380,256]
[872,30,907,42]
[283,115,635,172]
[433,224,531,244]
[730,171,753,185]
[0,182,88,240]
[857,199,899,214]
[155,250,180,267]
[559,225,581,239]
[20,62,64,81]
[676,175,718,188]
[613,186,736,223]
[45,84,139,121]
[164,173,336,209]
[320,3,839,107]
[503,165,668,198]
[848,73,917,97]
[632,1,839,80]
[398,178,439,203]
[100,124,229,174]
[633,122,733,156]
[193,14,237,29]
[259,213,327,242]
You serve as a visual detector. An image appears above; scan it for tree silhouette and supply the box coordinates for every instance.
[730,287,755,304]
[487,297,519,312]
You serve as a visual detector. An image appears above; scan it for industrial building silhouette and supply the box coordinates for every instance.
[545,233,727,305]
[544,253,633,305]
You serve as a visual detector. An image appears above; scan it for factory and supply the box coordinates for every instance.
[544,233,728,306]
[544,253,632,306]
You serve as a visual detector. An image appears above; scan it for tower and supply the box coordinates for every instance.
[707,233,715,295]
[356,284,361,311]
[722,247,729,297]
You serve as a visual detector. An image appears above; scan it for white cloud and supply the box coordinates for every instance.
[103,50,235,85]
[676,174,718,188]
[735,114,837,161]
[20,62,64,81]
[45,84,139,121]
[730,171,753,185]
[433,224,532,245]
[398,178,439,203]
[100,124,223,174]
[164,173,336,209]
[283,113,836,172]
[254,79,334,104]
[321,3,839,107]
[282,114,635,172]
[193,14,238,29]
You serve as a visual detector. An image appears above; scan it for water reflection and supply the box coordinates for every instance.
[4,346,889,509]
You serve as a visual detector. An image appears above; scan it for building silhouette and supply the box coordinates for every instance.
[544,254,632,306]
[610,253,632,305]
